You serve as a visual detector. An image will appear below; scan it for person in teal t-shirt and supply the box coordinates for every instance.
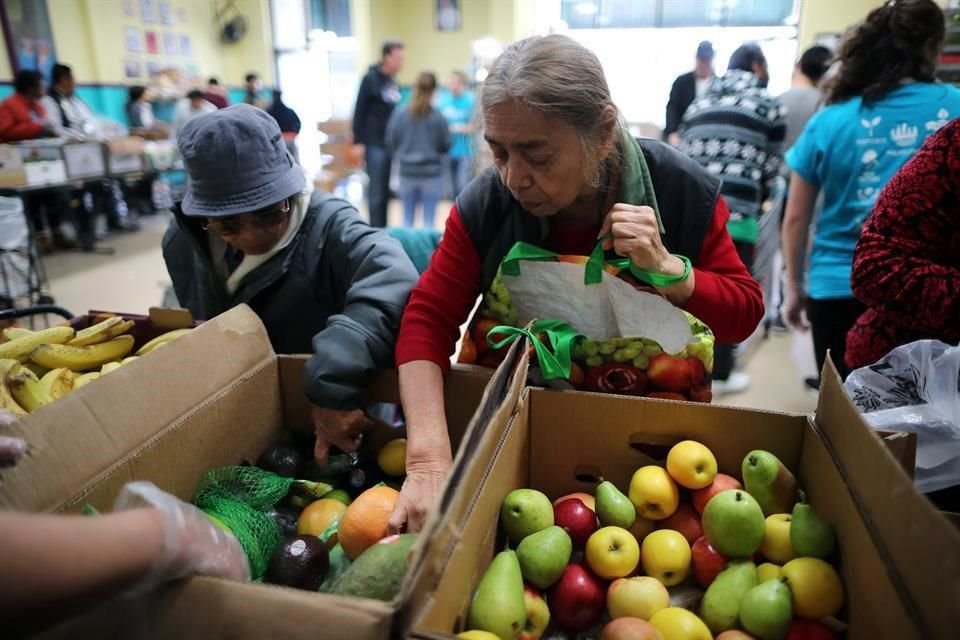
[782,0,959,382]
[437,71,476,199]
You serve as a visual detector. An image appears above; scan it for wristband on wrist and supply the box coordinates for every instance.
[628,254,692,288]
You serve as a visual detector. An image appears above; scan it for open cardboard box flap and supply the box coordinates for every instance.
[816,361,960,636]
[0,305,275,513]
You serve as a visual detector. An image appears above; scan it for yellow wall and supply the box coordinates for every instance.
[796,0,883,50]
[0,0,274,86]
[361,0,529,85]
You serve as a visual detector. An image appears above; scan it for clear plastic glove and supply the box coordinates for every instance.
[0,410,26,468]
[113,481,250,593]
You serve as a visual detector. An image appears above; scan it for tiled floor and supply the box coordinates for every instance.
[35,201,817,415]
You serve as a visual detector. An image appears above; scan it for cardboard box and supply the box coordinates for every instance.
[405,348,960,639]
[61,142,106,180]
[23,160,67,186]
[106,136,145,175]
[0,305,511,639]
[0,144,27,188]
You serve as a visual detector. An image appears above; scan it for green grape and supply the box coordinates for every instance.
[612,348,632,363]
[598,341,617,356]
[585,356,604,368]
[488,300,511,320]
[584,341,600,357]
[641,343,663,357]
[622,345,642,360]
[632,354,650,369]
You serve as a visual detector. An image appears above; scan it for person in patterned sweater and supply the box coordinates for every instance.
[678,42,786,394]
[846,118,960,369]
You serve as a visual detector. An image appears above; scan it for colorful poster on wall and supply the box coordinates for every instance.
[176,7,187,23]
[124,59,142,78]
[0,0,58,83]
[179,34,192,57]
[122,0,135,17]
[146,61,162,77]
[158,1,172,25]
[125,26,141,53]
[436,0,461,32]
[140,0,155,23]
[162,32,177,55]
[145,30,158,54]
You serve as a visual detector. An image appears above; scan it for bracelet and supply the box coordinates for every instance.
[628,254,692,288]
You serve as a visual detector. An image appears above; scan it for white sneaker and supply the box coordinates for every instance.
[713,372,750,396]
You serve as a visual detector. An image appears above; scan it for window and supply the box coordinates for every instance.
[309,0,351,36]
[561,0,796,29]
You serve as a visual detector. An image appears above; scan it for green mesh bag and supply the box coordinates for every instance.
[193,465,332,510]
[200,496,282,580]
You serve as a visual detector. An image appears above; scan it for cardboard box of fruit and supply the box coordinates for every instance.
[405,348,960,639]
[0,305,519,640]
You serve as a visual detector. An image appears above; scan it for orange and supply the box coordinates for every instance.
[296,498,347,537]
[338,485,400,559]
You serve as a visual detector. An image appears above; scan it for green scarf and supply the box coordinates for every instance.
[616,127,664,234]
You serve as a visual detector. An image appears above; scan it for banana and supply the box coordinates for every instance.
[22,361,49,378]
[7,368,54,412]
[120,356,140,365]
[2,327,33,342]
[100,362,122,375]
[40,367,74,399]
[73,372,101,389]
[135,329,191,356]
[0,359,26,416]
[0,326,75,362]
[30,335,135,371]
[68,317,136,347]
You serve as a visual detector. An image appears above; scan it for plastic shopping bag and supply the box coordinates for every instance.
[458,240,714,403]
[844,340,960,493]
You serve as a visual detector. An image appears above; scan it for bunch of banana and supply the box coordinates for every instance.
[0,326,75,362]
[135,328,191,355]
[0,359,27,416]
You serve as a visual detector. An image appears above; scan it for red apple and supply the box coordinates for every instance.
[656,503,702,545]
[716,632,756,640]
[787,619,837,640]
[600,617,664,640]
[549,564,607,632]
[692,473,743,514]
[554,492,596,512]
[690,536,728,588]
[554,498,598,550]
[520,584,550,640]
[646,354,697,393]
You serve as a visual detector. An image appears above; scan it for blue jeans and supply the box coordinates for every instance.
[365,145,391,228]
[399,175,444,228]
[448,156,472,200]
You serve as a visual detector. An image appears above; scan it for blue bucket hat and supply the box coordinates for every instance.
[178,103,305,217]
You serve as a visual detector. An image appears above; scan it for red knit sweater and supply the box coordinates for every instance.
[847,118,960,369]
[397,197,764,372]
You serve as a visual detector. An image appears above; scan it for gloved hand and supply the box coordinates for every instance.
[113,481,250,593]
[0,410,26,468]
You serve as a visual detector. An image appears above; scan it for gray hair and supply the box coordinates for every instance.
[481,34,621,186]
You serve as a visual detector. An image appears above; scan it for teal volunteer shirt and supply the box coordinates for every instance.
[786,82,960,300]
[437,90,475,159]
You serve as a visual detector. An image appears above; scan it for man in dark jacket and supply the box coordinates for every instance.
[163,104,419,462]
[267,89,302,160]
[352,40,404,228]
[663,41,715,146]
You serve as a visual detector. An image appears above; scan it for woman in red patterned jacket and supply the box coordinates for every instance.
[847,118,960,369]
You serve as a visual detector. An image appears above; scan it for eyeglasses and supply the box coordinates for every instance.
[202,199,291,235]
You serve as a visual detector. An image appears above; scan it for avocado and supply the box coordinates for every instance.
[265,535,330,590]
[264,506,299,538]
[257,444,304,478]
[345,459,386,497]
[330,533,417,601]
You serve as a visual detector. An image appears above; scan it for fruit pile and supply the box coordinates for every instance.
[204,434,415,601]
[0,318,190,414]
[461,441,844,640]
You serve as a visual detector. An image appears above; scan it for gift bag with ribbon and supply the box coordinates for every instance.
[457,239,714,402]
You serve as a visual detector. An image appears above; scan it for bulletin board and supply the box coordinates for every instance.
[120,0,194,80]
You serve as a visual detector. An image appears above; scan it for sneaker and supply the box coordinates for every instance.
[713,372,750,396]
[770,314,789,334]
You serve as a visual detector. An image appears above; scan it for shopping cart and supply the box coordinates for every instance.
[0,194,55,314]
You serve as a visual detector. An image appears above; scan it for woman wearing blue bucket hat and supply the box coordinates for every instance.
[163,104,419,460]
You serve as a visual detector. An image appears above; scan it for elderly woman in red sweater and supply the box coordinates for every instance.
[383,35,763,532]
[846,118,960,370]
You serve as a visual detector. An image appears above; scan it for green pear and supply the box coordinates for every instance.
[739,579,793,640]
[700,559,758,633]
[702,489,765,558]
[501,489,554,543]
[596,480,637,529]
[742,450,798,516]
[467,549,527,640]
[791,500,836,559]
[517,525,572,589]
